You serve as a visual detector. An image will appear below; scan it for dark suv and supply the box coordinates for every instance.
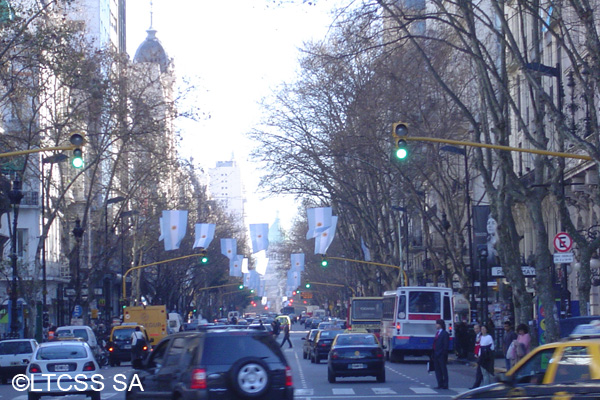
[125,329,294,399]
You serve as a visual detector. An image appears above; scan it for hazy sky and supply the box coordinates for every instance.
[126,0,343,227]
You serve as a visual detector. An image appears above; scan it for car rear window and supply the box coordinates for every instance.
[203,334,284,365]
[319,330,343,339]
[0,341,32,354]
[113,328,134,341]
[37,345,88,360]
[56,329,89,342]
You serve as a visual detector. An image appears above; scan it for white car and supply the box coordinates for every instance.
[27,341,102,400]
[0,339,38,384]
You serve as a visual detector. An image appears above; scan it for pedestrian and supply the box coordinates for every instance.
[130,326,146,363]
[455,320,469,359]
[280,323,292,348]
[503,321,518,371]
[478,325,495,385]
[272,320,280,337]
[515,323,531,362]
[470,323,483,389]
[432,319,449,389]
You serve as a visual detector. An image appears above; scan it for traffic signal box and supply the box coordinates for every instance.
[391,122,409,160]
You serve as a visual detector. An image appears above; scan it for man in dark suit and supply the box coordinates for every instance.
[432,319,449,389]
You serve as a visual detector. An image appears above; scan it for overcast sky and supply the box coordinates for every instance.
[126,0,344,228]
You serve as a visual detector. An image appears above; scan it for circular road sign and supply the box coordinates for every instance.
[554,232,573,253]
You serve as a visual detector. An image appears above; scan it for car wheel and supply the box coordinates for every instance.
[229,357,270,398]
[27,393,39,400]
[328,368,336,383]
[0,376,6,385]
[116,361,121,366]
[310,353,315,363]
[302,350,307,359]
[314,355,320,364]
[376,368,386,383]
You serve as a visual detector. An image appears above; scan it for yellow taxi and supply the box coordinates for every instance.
[455,321,600,399]
[276,315,291,326]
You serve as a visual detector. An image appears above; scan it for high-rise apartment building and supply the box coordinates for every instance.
[208,160,246,223]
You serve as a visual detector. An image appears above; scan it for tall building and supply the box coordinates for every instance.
[208,159,246,223]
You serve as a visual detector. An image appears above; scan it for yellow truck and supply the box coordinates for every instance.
[123,305,168,344]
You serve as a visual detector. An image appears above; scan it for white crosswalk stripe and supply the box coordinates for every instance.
[372,387,397,394]
[295,388,314,395]
[332,388,355,395]
[410,387,438,394]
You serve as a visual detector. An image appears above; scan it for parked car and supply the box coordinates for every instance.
[327,333,385,383]
[107,325,151,366]
[54,325,100,359]
[309,329,344,364]
[302,329,320,360]
[455,323,600,400]
[126,329,294,399]
[27,340,101,400]
[0,339,38,384]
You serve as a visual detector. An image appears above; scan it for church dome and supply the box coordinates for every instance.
[133,29,169,73]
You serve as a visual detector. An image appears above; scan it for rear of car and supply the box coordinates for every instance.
[27,341,101,400]
[0,339,37,384]
[128,329,293,399]
[327,333,385,383]
[108,325,150,366]
[311,330,344,364]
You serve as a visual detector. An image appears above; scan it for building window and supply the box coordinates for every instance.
[17,228,28,259]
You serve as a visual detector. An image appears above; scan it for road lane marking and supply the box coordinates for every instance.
[293,344,308,389]
[373,388,397,394]
[332,388,355,395]
[295,388,315,395]
[411,387,437,394]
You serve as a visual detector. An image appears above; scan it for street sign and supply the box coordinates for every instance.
[554,252,574,264]
[64,288,76,297]
[554,232,573,252]
[490,266,536,277]
[72,305,82,318]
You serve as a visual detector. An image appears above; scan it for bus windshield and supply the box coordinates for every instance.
[408,291,440,314]
[351,299,383,320]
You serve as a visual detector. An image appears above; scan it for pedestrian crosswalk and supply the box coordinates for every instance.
[294,387,469,396]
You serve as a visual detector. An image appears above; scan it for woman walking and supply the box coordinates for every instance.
[478,325,495,386]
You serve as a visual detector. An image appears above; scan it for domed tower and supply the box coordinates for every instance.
[133,28,170,73]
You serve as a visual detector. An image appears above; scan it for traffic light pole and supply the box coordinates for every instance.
[0,144,78,159]
[326,256,409,286]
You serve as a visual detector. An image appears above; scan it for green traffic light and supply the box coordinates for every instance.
[200,255,209,264]
[238,284,244,290]
[320,256,329,268]
[305,283,311,289]
[71,149,84,168]
[395,140,408,160]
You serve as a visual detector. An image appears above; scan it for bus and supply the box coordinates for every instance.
[381,287,454,362]
[347,297,383,337]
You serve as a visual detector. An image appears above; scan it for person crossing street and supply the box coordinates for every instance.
[280,322,292,348]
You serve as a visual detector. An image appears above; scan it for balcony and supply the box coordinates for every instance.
[19,191,39,207]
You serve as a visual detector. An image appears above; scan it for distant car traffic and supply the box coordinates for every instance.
[107,325,151,366]
[455,322,600,399]
[327,333,385,383]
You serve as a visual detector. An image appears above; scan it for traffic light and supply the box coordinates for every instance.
[292,291,297,296]
[238,284,244,290]
[392,122,409,160]
[305,283,311,289]
[199,250,209,264]
[320,255,329,268]
[42,312,49,329]
[69,133,84,169]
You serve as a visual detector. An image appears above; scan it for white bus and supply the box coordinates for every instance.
[381,286,454,362]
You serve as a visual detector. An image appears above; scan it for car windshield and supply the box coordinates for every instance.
[319,330,344,339]
[0,341,32,355]
[56,329,89,342]
[37,345,87,360]
[113,328,134,341]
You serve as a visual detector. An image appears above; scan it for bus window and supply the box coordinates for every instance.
[443,296,451,321]
[397,295,406,319]
[409,292,440,313]
[382,297,396,320]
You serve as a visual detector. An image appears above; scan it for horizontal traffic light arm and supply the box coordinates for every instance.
[327,256,409,285]
[399,136,592,161]
[122,253,202,300]
[198,283,244,292]
[304,281,355,296]
[0,144,78,159]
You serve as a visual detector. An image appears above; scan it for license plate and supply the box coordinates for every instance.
[124,345,131,349]
[10,361,21,366]
[54,364,69,372]
[349,363,365,369]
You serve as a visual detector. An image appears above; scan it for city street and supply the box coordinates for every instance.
[0,326,482,399]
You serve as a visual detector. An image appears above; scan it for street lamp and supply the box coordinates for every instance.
[8,178,23,336]
[41,153,68,323]
[440,145,475,321]
[392,205,410,285]
[478,246,489,327]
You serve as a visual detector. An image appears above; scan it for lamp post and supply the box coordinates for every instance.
[41,153,68,322]
[391,206,410,285]
[440,145,475,321]
[8,179,23,336]
[72,218,84,314]
[478,246,489,327]
[105,196,125,250]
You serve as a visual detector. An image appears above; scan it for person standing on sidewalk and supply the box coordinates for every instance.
[478,325,495,386]
[470,323,482,389]
[503,321,518,371]
[432,319,449,389]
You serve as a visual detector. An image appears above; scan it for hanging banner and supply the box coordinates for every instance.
[160,210,188,251]
[193,223,215,249]
[220,238,237,260]
[249,223,270,253]
[290,253,305,271]
[306,207,333,239]
[314,216,338,254]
